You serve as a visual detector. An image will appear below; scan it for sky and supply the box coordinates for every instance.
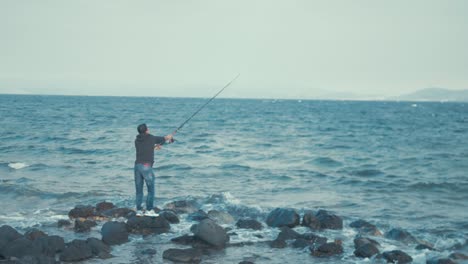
[0,0,467,99]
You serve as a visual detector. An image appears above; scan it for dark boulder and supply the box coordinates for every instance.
[266,208,300,228]
[276,226,301,241]
[74,219,97,233]
[96,201,115,213]
[126,215,170,235]
[57,220,72,228]
[354,243,379,258]
[101,221,129,245]
[292,238,312,249]
[68,205,96,219]
[270,238,287,249]
[350,219,382,236]
[450,252,468,260]
[302,211,321,230]
[385,228,418,244]
[236,219,263,230]
[171,234,213,249]
[164,200,199,214]
[2,237,33,258]
[163,248,202,263]
[382,250,413,263]
[310,241,343,257]
[24,229,47,241]
[192,219,229,248]
[14,255,57,264]
[427,258,456,264]
[315,210,343,230]
[299,233,327,248]
[59,239,93,262]
[354,237,380,249]
[160,210,180,224]
[100,207,135,219]
[208,210,235,225]
[239,261,255,264]
[187,210,209,222]
[416,243,436,251]
[31,235,65,257]
[86,237,112,259]
[0,225,23,243]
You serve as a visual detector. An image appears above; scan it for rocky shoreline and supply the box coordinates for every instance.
[0,200,467,264]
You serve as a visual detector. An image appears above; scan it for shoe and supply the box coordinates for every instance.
[144,210,159,217]
[136,210,144,217]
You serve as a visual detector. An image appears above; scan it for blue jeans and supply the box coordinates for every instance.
[134,163,155,210]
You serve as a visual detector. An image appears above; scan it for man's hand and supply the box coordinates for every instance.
[165,134,174,142]
[154,144,162,150]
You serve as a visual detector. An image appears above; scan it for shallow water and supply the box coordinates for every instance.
[1,95,467,263]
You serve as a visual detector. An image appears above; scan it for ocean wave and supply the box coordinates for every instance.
[408,182,468,193]
[0,183,106,200]
[220,164,251,171]
[8,162,29,170]
[310,157,343,167]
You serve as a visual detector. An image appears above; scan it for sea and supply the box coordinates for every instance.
[0,94,467,263]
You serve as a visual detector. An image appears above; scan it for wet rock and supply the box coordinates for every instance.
[31,235,65,257]
[171,234,213,249]
[270,238,287,249]
[100,207,135,219]
[239,261,255,264]
[57,220,72,228]
[382,250,413,263]
[449,252,468,260]
[163,248,202,263]
[126,215,170,235]
[266,208,300,228]
[2,237,33,258]
[159,210,180,224]
[350,219,382,236]
[416,243,436,251]
[68,205,96,219]
[385,228,418,244]
[302,210,321,230]
[60,239,93,262]
[101,221,129,245]
[354,243,379,258]
[96,201,115,213]
[74,219,97,233]
[299,233,327,248]
[310,241,343,257]
[164,200,199,214]
[315,210,343,230]
[236,219,263,230]
[208,210,235,225]
[187,210,209,221]
[14,255,57,264]
[24,229,47,241]
[141,248,157,255]
[427,258,456,264]
[292,238,312,249]
[276,226,301,241]
[86,237,112,259]
[192,219,229,248]
[354,237,380,249]
[0,225,23,243]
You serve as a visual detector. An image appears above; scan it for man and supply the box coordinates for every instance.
[134,123,173,216]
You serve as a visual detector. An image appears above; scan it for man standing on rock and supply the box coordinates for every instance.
[134,123,173,216]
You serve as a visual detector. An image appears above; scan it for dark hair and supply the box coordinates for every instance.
[137,123,148,134]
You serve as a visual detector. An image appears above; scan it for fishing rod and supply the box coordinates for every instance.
[169,73,240,143]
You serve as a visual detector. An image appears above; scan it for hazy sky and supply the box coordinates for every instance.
[1,0,467,99]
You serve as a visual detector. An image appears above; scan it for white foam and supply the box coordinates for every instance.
[222,192,241,205]
[8,162,28,170]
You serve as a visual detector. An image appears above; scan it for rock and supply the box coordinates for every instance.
[159,210,180,224]
[385,228,418,244]
[60,239,93,262]
[100,207,135,219]
[236,219,263,230]
[171,234,213,249]
[68,205,96,219]
[57,220,72,228]
[315,210,343,230]
[239,261,255,264]
[101,221,129,245]
[266,208,300,228]
[126,215,170,235]
[292,238,312,249]
[96,201,115,213]
[300,233,327,248]
[208,210,235,225]
[354,237,380,249]
[164,200,199,214]
[350,219,382,236]
[2,237,33,258]
[416,243,436,251]
[31,235,65,257]
[0,225,23,243]
[302,211,321,230]
[450,252,468,260]
[276,226,301,241]
[270,239,287,249]
[74,219,97,233]
[141,248,157,255]
[427,258,456,264]
[86,238,112,259]
[382,250,413,264]
[354,243,380,258]
[187,210,209,221]
[163,248,202,263]
[310,241,343,257]
[15,255,57,264]
[24,229,47,241]
[192,219,229,248]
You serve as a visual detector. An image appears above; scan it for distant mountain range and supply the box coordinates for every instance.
[394,88,468,102]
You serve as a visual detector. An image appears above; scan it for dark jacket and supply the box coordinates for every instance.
[135,133,166,166]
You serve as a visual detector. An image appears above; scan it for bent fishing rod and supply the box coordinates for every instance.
[168,73,240,143]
